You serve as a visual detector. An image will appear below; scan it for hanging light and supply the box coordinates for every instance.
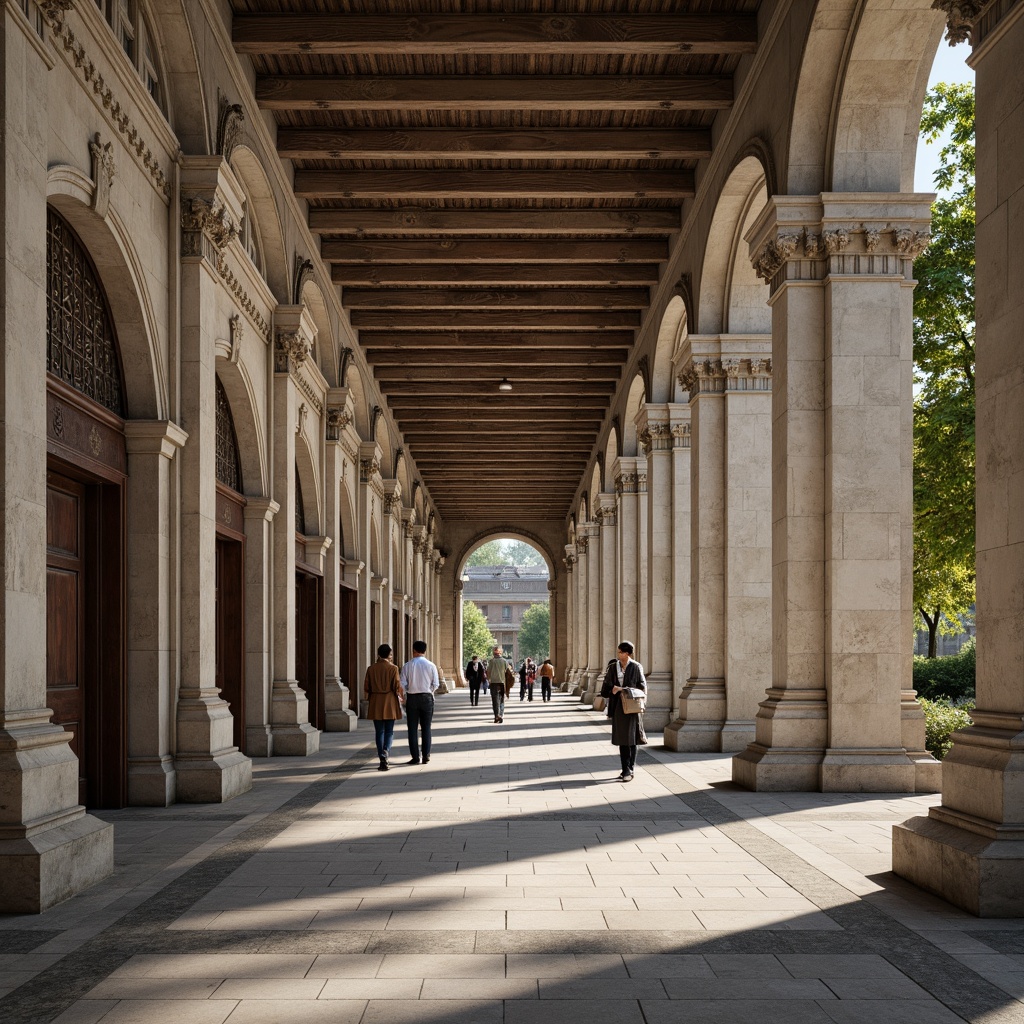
[498,377,513,391]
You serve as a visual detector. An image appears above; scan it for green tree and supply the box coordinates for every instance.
[465,540,505,567]
[913,82,976,657]
[517,602,550,661]
[501,540,545,567]
[462,600,496,662]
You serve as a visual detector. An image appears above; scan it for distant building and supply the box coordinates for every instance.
[914,607,976,657]
[463,565,549,663]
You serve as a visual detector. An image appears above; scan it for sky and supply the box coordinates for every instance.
[914,40,974,194]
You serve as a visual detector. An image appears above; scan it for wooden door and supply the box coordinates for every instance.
[46,473,87,804]
[295,571,325,730]
[392,608,400,660]
[340,586,358,711]
[215,536,245,752]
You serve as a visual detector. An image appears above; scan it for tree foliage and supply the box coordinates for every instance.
[501,540,545,567]
[465,541,505,567]
[462,600,496,662]
[517,602,550,661]
[913,82,976,656]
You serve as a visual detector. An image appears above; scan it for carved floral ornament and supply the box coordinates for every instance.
[181,197,238,257]
[275,329,311,371]
[751,225,931,282]
[359,455,381,482]
[325,406,353,441]
[89,132,115,218]
[615,470,638,495]
[932,0,986,44]
[638,422,672,454]
[671,421,692,448]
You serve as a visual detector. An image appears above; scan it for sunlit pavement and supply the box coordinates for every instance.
[2,691,1023,1024]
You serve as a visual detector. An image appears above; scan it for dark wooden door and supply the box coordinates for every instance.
[340,586,358,711]
[46,473,87,804]
[295,571,324,730]
[216,536,245,752]
[392,608,400,660]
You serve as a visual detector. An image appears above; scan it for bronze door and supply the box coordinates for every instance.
[216,536,245,752]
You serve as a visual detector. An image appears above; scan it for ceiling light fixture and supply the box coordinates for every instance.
[498,377,513,392]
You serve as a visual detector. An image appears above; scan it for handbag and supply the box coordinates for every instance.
[620,690,646,714]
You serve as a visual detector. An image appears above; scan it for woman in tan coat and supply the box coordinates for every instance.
[364,643,404,771]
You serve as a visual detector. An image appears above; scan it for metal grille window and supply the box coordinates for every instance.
[46,208,126,416]
[215,377,242,492]
[502,605,512,621]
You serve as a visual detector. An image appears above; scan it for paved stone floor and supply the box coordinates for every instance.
[2,693,1023,1024]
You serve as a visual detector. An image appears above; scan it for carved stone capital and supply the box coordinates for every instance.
[325,406,352,441]
[893,227,932,258]
[823,228,850,255]
[932,0,985,44]
[274,330,311,373]
[671,421,691,448]
[39,0,73,25]
[181,196,237,259]
[89,133,115,219]
[615,471,638,495]
[722,357,773,392]
[684,358,728,396]
[751,233,800,281]
[359,456,381,483]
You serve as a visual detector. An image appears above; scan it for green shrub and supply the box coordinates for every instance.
[919,696,974,760]
[912,636,975,700]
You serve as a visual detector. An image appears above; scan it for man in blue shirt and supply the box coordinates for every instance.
[399,639,440,764]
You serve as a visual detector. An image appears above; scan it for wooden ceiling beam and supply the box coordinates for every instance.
[350,309,640,329]
[360,330,635,347]
[256,75,732,112]
[324,239,666,264]
[296,169,693,201]
[309,207,679,237]
[381,379,616,394]
[368,348,625,366]
[235,13,757,55]
[344,288,648,310]
[334,264,660,286]
[281,128,711,162]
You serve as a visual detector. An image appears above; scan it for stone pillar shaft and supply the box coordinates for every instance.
[894,5,1024,915]
[614,458,640,649]
[242,497,278,755]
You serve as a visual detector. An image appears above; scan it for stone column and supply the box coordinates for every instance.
[125,420,188,804]
[562,546,576,688]
[636,457,649,667]
[592,495,617,710]
[176,159,252,799]
[268,305,319,756]
[637,406,676,730]
[674,351,728,749]
[323,396,356,731]
[571,533,589,696]
[583,521,603,703]
[894,3,1024,915]
[734,194,938,792]
[242,497,278,755]
[354,443,381,716]
[614,457,640,649]
[0,6,114,906]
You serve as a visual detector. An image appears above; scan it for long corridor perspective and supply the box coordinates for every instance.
[3,696,1022,1024]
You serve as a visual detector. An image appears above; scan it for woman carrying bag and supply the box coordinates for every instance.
[363,643,404,771]
[600,641,647,782]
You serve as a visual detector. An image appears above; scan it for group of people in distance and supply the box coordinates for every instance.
[464,651,556,721]
[362,637,648,783]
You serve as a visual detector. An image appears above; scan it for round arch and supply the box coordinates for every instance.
[338,481,357,560]
[787,0,944,194]
[46,182,164,419]
[653,295,688,403]
[603,425,619,492]
[148,0,208,151]
[698,154,770,336]
[344,363,372,439]
[621,374,647,457]
[295,431,321,536]
[215,359,268,496]
[455,528,557,580]
[300,278,334,382]
[229,145,288,300]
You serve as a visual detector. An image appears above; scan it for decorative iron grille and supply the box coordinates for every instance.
[46,208,126,415]
[295,464,306,534]
[215,377,243,492]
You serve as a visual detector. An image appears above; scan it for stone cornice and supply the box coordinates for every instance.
[123,419,188,458]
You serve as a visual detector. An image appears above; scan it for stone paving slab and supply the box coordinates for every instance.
[2,694,1024,1024]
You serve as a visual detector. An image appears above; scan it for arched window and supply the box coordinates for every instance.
[95,0,165,111]
[215,377,243,493]
[46,207,126,416]
[238,194,265,276]
[295,464,306,534]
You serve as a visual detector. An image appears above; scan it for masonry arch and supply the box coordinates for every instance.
[295,431,321,537]
[299,278,333,380]
[229,145,288,299]
[603,426,619,492]
[46,184,164,419]
[621,375,648,457]
[344,362,372,439]
[147,0,208,151]
[699,155,771,336]
[214,358,267,497]
[653,295,688,403]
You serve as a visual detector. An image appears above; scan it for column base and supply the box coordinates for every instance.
[663,678,726,750]
[326,709,358,732]
[893,813,1024,917]
[643,672,675,731]
[324,678,357,732]
[246,725,274,757]
[732,743,824,791]
[819,749,917,793]
[271,723,321,756]
[175,749,252,802]
[0,813,114,914]
[127,755,176,806]
[720,719,756,753]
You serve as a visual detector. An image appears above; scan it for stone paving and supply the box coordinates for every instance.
[1,693,1023,1024]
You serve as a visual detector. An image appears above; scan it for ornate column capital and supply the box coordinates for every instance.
[358,441,383,485]
[274,304,317,375]
[594,492,618,527]
[680,358,728,397]
[932,0,986,44]
[179,157,245,264]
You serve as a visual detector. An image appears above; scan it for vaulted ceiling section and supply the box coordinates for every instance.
[233,2,759,522]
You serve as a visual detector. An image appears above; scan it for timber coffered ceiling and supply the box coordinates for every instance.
[233,1,759,522]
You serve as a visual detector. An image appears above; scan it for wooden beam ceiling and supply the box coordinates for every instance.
[232,2,757,522]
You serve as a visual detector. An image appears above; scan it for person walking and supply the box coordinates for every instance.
[465,654,486,706]
[524,657,537,701]
[518,658,528,701]
[486,646,510,723]
[600,641,648,782]
[363,643,404,771]
[400,639,440,764]
[538,658,555,702]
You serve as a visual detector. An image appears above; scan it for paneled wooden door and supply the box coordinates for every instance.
[340,585,358,712]
[215,536,245,752]
[295,571,324,730]
[45,469,126,808]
